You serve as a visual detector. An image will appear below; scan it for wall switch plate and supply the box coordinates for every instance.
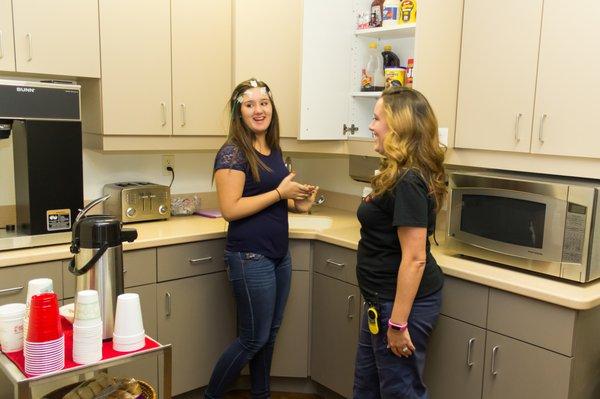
[162,155,175,176]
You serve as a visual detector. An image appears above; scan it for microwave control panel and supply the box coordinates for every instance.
[562,203,587,263]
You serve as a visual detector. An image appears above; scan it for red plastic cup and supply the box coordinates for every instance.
[26,293,62,343]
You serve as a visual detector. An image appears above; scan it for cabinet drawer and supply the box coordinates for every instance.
[62,249,157,299]
[289,240,310,271]
[157,239,226,282]
[487,289,576,356]
[0,261,63,305]
[313,241,357,285]
[440,276,489,328]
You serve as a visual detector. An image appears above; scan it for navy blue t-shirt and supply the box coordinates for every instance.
[214,144,289,259]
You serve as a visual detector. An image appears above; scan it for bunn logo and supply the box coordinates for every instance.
[16,87,35,93]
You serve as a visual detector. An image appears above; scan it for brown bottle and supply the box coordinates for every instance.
[370,0,384,27]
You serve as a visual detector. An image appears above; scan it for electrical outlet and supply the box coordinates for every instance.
[162,155,175,176]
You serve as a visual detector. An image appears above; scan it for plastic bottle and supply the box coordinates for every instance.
[361,42,384,92]
[382,0,400,27]
[381,45,401,69]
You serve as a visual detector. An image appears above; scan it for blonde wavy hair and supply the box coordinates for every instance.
[371,86,446,212]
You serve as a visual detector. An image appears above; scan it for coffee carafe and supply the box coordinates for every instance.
[68,195,138,339]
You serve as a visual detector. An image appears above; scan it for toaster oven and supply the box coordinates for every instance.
[103,182,171,223]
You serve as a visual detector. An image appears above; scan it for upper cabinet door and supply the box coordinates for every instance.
[531,0,600,158]
[99,0,172,135]
[234,0,303,139]
[299,0,353,140]
[172,0,231,136]
[455,0,542,152]
[0,0,15,72]
[12,0,100,77]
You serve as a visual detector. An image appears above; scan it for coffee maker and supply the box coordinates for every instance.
[0,79,83,249]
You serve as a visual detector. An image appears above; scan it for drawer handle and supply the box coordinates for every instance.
[347,295,355,319]
[325,259,345,269]
[0,286,24,295]
[491,345,500,376]
[165,292,172,317]
[189,256,213,264]
[180,103,186,126]
[123,269,128,274]
[160,102,167,126]
[466,338,475,367]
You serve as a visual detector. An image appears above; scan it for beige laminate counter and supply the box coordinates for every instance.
[1,207,600,310]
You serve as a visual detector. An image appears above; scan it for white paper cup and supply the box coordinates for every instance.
[0,303,26,353]
[74,290,101,327]
[26,279,53,304]
[113,293,144,337]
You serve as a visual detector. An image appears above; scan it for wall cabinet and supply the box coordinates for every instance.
[300,0,416,141]
[0,0,15,72]
[86,0,231,137]
[234,0,302,139]
[455,0,600,159]
[0,0,99,77]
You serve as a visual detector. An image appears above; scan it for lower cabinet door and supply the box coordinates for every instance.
[109,284,158,391]
[157,272,236,396]
[271,270,310,377]
[424,314,486,399]
[482,331,572,399]
[310,273,360,398]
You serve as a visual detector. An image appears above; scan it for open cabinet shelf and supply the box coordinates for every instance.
[355,23,416,39]
[351,91,382,98]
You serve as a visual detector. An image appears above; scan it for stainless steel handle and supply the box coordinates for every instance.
[180,104,186,127]
[467,338,476,367]
[26,33,32,61]
[491,345,500,376]
[0,286,24,295]
[189,256,213,264]
[76,194,111,223]
[514,113,522,142]
[165,292,172,317]
[161,102,167,126]
[326,259,345,269]
[538,114,547,143]
[347,295,355,319]
[0,31,4,59]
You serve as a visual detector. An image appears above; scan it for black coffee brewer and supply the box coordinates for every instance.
[68,195,138,339]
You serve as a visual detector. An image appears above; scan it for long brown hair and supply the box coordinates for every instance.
[371,87,446,211]
[220,78,281,182]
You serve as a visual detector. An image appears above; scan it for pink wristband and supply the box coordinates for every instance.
[388,320,408,332]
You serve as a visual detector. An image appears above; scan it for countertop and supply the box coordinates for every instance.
[1,207,600,310]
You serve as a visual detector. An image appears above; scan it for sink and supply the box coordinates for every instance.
[288,215,333,231]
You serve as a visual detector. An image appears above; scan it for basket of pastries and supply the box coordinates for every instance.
[43,373,156,399]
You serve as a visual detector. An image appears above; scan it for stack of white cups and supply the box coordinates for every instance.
[0,303,26,353]
[113,293,145,352]
[72,290,102,364]
[23,278,53,341]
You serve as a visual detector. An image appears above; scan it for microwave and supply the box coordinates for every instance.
[447,171,600,283]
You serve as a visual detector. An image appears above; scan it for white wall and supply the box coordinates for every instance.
[292,155,366,196]
[0,141,362,206]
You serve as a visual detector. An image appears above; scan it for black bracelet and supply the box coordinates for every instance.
[275,188,282,201]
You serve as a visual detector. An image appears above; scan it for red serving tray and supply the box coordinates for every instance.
[4,317,160,378]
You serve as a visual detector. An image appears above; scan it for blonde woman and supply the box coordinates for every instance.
[353,87,446,399]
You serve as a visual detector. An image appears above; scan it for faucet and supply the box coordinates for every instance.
[284,156,293,173]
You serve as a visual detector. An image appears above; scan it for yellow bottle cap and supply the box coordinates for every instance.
[369,42,377,49]
[384,45,392,51]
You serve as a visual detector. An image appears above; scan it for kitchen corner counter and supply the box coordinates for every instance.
[1,207,600,310]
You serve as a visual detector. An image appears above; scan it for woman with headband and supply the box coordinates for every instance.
[353,87,446,399]
[205,79,318,398]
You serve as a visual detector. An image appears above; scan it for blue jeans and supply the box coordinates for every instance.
[353,289,443,399]
[205,251,292,399]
